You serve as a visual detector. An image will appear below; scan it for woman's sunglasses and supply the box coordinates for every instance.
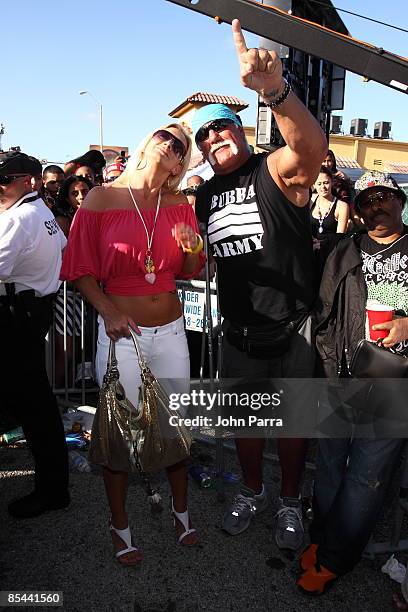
[0,174,28,185]
[152,130,186,160]
[195,119,235,145]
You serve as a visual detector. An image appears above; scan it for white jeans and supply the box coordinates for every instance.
[95,315,190,408]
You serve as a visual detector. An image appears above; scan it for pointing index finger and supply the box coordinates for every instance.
[232,19,248,56]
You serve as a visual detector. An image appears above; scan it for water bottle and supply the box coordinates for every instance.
[189,465,212,488]
[65,433,87,449]
[0,427,25,446]
[68,450,91,473]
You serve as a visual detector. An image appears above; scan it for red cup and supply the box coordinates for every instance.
[366,303,394,341]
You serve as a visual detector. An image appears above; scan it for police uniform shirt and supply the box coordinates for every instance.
[0,192,67,296]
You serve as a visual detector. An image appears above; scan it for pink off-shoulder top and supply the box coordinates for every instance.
[60,203,205,296]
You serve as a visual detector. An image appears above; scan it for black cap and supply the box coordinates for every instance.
[28,156,43,177]
[0,151,41,177]
[70,149,106,171]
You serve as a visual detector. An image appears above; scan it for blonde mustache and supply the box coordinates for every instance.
[208,140,238,166]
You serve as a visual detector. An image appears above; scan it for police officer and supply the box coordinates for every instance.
[0,151,70,518]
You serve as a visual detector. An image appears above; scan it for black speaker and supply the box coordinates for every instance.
[256,0,347,150]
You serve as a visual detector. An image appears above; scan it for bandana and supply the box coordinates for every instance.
[191,104,242,140]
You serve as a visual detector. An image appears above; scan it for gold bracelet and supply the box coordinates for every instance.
[183,233,203,255]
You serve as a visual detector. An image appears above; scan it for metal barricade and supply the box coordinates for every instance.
[46,281,98,408]
[46,280,220,407]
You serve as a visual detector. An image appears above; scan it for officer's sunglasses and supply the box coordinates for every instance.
[195,119,235,145]
[0,174,29,185]
[360,191,398,208]
[152,130,186,160]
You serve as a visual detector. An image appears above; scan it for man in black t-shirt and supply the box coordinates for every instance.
[193,20,327,551]
[298,171,408,595]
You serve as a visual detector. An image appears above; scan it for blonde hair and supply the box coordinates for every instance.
[115,123,192,194]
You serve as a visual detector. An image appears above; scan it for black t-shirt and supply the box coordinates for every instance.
[195,153,315,326]
[360,229,408,355]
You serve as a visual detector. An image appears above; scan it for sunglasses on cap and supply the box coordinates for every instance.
[195,119,236,145]
[0,174,29,185]
[152,130,186,160]
[360,191,399,208]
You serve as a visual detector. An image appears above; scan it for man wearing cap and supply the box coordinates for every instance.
[102,160,125,185]
[193,19,327,550]
[0,151,70,518]
[297,170,408,594]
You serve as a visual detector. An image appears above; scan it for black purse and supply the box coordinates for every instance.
[350,339,408,378]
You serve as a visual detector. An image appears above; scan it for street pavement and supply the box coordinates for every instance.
[0,440,406,612]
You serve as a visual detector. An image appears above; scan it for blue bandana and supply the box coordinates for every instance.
[191,104,241,140]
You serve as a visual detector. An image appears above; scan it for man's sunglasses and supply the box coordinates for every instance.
[152,130,186,160]
[0,174,29,185]
[360,191,398,208]
[195,119,235,145]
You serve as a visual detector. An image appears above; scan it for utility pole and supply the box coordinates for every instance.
[0,124,5,152]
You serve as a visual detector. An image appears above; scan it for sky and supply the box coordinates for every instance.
[1,0,407,164]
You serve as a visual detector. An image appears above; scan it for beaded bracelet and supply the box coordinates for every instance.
[261,78,291,109]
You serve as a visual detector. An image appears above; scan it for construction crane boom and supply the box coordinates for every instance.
[166,0,408,94]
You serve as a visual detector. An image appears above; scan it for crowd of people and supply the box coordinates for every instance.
[1,17,408,604]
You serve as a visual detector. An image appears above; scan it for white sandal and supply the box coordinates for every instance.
[171,498,197,545]
[109,519,142,564]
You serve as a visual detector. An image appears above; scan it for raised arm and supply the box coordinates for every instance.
[232,19,327,196]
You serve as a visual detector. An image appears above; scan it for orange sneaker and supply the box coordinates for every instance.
[299,543,318,572]
[297,563,337,595]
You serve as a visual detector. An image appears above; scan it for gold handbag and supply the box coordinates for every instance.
[89,326,192,474]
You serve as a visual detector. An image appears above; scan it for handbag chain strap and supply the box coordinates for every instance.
[104,340,120,383]
[106,326,149,380]
[127,326,149,371]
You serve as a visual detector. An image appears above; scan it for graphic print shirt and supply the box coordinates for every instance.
[195,153,315,326]
[360,229,408,355]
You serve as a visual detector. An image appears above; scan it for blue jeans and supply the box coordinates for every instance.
[310,437,403,575]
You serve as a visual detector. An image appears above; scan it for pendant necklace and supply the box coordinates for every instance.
[316,197,334,234]
[127,185,161,284]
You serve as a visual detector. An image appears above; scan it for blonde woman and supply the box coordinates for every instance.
[61,124,204,565]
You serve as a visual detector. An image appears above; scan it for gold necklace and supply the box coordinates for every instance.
[127,185,162,284]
